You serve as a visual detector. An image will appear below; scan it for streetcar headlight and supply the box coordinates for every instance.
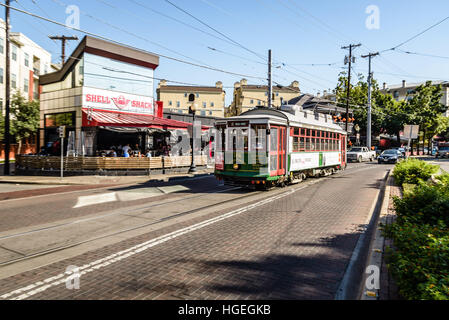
[233,164,239,170]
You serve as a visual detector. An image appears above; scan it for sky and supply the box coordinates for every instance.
[5,0,449,106]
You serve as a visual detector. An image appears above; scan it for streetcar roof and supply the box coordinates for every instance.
[217,106,347,134]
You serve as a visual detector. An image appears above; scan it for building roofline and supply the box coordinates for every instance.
[40,36,159,85]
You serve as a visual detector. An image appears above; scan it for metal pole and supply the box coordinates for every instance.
[268,49,272,109]
[189,112,197,173]
[345,46,352,134]
[342,44,361,134]
[361,52,379,149]
[60,135,64,180]
[3,0,10,175]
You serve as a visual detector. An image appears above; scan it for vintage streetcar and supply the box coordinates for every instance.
[214,105,348,189]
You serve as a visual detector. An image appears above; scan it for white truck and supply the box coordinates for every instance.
[347,146,376,163]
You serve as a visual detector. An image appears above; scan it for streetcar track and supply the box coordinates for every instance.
[0,163,382,267]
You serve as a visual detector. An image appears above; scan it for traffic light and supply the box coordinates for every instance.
[58,126,66,138]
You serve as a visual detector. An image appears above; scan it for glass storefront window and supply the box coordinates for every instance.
[45,112,75,127]
[83,53,154,97]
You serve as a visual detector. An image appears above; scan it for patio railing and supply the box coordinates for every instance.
[15,155,208,171]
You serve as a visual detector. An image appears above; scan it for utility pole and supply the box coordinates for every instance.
[341,43,361,133]
[268,49,272,109]
[3,0,10,175]
[49,35,78,64]
[361,52,379,149]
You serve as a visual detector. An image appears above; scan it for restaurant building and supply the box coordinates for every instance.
[38,36,204,159]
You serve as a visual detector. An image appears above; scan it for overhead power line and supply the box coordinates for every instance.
[0,2,267,81]
[164,0,266,62]
[381,15,449,53]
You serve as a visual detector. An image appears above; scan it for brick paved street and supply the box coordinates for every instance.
[0,163,391,300]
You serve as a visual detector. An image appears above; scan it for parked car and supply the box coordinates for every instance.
[347,146,377,162]
[378,149,404,164]
[391,147,406,156]
[436,143,449,158]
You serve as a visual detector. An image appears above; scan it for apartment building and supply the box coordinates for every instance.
[381,80,449,116]
[227,79,301,116]
[0,18,54,115]
[156,80,225,118]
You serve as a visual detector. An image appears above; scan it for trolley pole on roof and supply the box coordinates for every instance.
[268,49,272,109]
[361,52,379,149]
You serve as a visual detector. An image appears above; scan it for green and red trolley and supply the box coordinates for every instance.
[214,105,348,189]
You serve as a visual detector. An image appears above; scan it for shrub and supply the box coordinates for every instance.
[393,182,449,226]
[383,221,449,300]
[392,159,439,186]
[436,172,449,187]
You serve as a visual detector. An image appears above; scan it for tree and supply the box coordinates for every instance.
[334,72,385,141]
[10,91,40,154]
[408,82,448,154]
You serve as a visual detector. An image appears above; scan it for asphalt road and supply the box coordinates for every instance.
[0,161,392,300]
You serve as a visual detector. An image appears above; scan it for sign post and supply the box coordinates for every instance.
[59,126,66,179]
[403,125,419,159]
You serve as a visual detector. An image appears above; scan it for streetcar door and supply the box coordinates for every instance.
[269,126,286,176]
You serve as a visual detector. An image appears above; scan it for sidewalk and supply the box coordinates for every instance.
[0,168,214,185]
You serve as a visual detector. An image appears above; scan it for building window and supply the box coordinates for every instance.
[168,101,172,106]
[11,73,16,89]
[45,112,75,127]
[200,110,206,116]
[24,53,29,67]
[0,37,3,54]
[0,68,3,84]
[176,101,180,107]
[196,93,199,98]
[203,102,206,108]
[0,98,3,114]
[393,91,399,98]
[209,111,212,115]
[24,77,29,93]
[184,93,187,97]
[276,92,279,96]
[11,44,17,61]
[258,100,262,106]
[264,92,268,96]
[250,99,254,104]
[210,102,214,107]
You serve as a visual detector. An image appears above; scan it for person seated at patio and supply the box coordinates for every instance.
[145,149,152,157]
[122,144,131,157]
[108,148,117,157]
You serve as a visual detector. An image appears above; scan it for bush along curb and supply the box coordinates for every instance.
[383,159,449,300]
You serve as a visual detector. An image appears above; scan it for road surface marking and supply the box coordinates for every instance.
[0,183,315,300]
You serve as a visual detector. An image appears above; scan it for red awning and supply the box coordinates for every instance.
[82,109,209,130]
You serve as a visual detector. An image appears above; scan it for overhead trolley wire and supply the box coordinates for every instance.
[0,2,268,81]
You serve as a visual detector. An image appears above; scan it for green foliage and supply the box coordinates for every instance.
[436,173,449,186]
[393,182,449,226]
[392,159,439,186]
[383,221,449,300]
[335,72,385,137]
[10,91,40,141]
[384,161,449,300]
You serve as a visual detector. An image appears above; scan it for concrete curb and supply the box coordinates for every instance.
[0,171,214,185]
[359,170,392,300]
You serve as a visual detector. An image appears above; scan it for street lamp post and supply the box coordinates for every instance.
[188,96,197,173]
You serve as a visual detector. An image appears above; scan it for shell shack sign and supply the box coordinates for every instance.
[82,87,155,115]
